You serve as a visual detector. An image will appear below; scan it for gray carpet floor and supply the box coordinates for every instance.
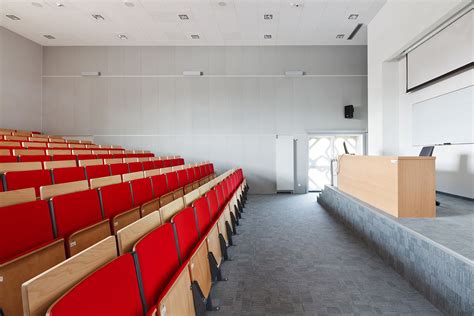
[211,194,441,315]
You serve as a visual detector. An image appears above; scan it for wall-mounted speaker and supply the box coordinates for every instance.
[344,105,354,119]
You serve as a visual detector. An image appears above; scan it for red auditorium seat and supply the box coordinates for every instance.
[99,182,138,233]
[113,153,127,159]
[0,200,55,263]
[215,184,225,209]
[52,155,76,161]
[163,159,172,167]
[85,164,110,179]
[4,169,52,196]
[76,154,97,160]
[0,156,17,162]
[193,196,212,236]
[133,224,180,311]
[205,189,220,220]
[18,155,52,162]
[172,207,199,260]
[193,166,202,180]
[130,178,154,207]
[142,161,155,171]
[166,171,180,191]
[50,189,109,256]
[110,162,129,175]
[152,160,164,169]
[177,169,189,187]
[199,165,207,177]
[150,174,169,198]
[171,158,184,166]
[47,254,144,316]
[52,166,86,184]
[187,167,196,183]
[128,162,143,173]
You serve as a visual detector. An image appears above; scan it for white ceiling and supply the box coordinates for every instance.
[0,0,386,46]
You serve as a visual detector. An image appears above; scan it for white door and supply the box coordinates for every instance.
[308,134,364,191]
[276,135,294,192]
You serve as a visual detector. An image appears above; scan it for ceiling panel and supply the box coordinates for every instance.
[0,0,386,46]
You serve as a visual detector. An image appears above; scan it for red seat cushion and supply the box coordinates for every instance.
[85,165,110,180]
[165,172,180,191]
[48,254,144,316]
[128,162,143,173]
[110,163,129,176]
[77,154,97,160]
[19,155,52,162]
[0,156,17,162]
[100,182,133,218]
[152,160,164,169]
[142,161,155,171]
[134,224,180,309]
[52,155,76,161]
[172,207,198,260]
[4,169,52,196]
[130,178,154,207]
[51,189,103,239]
[52,166,86,184]
[193,197,212,236]
[150,174,168,197]
[177,169,189,187]
[0,200,54,264]
[205,190,220,220]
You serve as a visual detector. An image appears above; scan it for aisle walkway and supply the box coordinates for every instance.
[212,194,440,315]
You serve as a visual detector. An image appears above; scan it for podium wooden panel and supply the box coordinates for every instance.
[338,155,436,218]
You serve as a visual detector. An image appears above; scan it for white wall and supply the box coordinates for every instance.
[42,46,368,193]
[368,0,473,198]
[0,27,42,131]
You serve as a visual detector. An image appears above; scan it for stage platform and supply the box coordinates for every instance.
[317,186,473,316]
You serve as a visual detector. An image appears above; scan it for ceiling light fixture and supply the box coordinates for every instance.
[191,34,200,39]
[264,34,272,39]
[92,14,105,21]
[6,14,21,20]
[348,14,359,20]
[31,2,43,7]
[56,3,65,7]
[123,1,135,7]
[264,14,273,20]
[44,34,56,39]
[336,34,345,39]
[178,14,189,20]
[117,34,128,40]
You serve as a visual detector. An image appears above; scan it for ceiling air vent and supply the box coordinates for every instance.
[348,23,363,40]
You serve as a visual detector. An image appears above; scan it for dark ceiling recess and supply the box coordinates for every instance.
[348,23,363,40]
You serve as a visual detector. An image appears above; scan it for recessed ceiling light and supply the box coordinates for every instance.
[264,34,272,39]
[218,1,227,6]
[117,34,128,40]
[289,2,303,8]
[56,3,65,7]
[44,35,55,39]
[264,14,273,20]
[123,1,135,7]
[336,34,345,39]
[178,14,189,20]
[31,2,43,7]
[191,34,200,39]
[6,14,21,21]
[92,14,105,21]
[348,14,359,20]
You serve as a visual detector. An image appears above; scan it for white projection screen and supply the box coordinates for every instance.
[406,9,473,92]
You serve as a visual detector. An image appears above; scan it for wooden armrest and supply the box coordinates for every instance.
[67,220,111,257]
[111,207,141,234]
[140,197,160,217]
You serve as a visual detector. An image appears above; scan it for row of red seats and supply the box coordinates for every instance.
[0,150,152,163]
[48,169,247,315]
[0,163,215,264]
[0,158,185,195]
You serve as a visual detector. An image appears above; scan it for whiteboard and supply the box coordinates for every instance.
[275,135,294,192]
[407,10,473,91]
[412,86,474,146]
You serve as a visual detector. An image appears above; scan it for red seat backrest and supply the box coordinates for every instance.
[4,169,52,196]
[0,200,54,264]
[51,189,103,239]
[85,165,110,180]
[76,154,97,160]
[165,172,179,191]
[215,184,225,209]
[150,174,168,197]
[134,224,180,309]
[163,159,172,167]
[110,162,129,176]
[193,166,201,180]
[52,166,86,184]
[130,178,154,207]
[52,155,76,161]
[99,182,133,218]
[205,190,220,220]
[128,162,143,173]
[186,168,196,183]
[209,163,215,174]
[113,154,127,159]
[193,197,212,236]
[172,207,198,260]
[48,254,144,316]
[171,158,184,166]
[0,156,17,163]
[142,161,154,171]
[176,169,189,187]
[199,165,206,177]
[153,160,164,169]
[19,155,52,162]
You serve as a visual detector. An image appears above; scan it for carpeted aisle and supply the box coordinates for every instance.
[211,194,440,315]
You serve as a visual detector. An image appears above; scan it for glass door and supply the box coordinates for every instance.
[308,134,364,192]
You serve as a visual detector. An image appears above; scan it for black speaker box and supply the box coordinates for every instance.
[344,105,354,119]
